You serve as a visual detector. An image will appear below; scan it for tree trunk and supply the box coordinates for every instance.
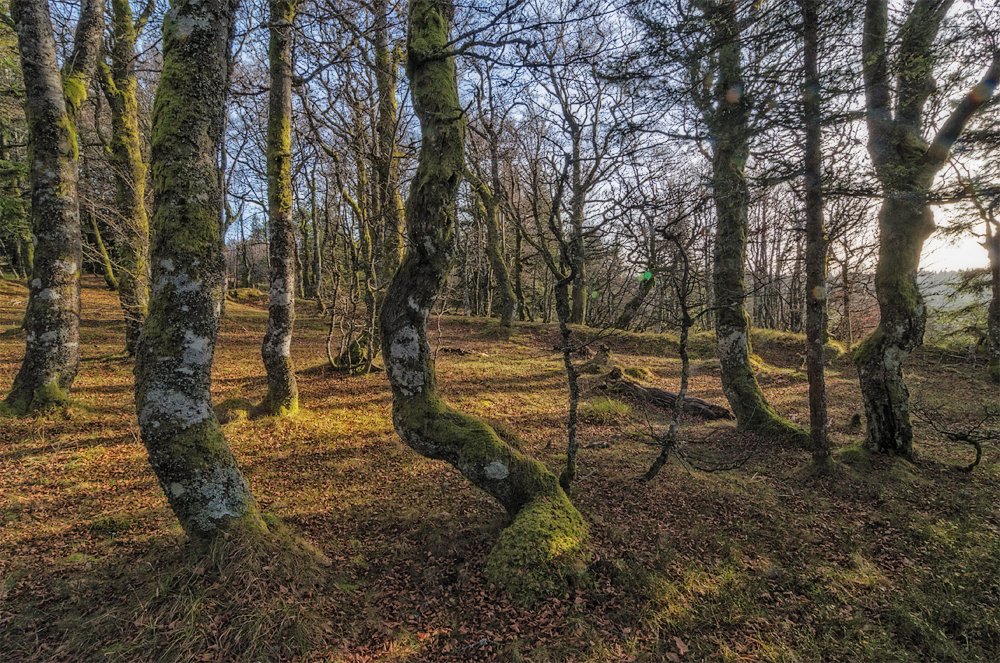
[645,235,698,479]
[374,0,404,284]
[256,0,299,417]
[569,191,587,325]
[298,209,312,296]
[553,277,579,491]
[5,0,102,413]
[381,0,588,602]
[802,0,829,463]
[857,0,1000,455]
[468,170,516,328]
[98,0,151,356]
[135,0,267,543]
[85,210,120,291]
[708,0,805,443]
[986,224,1000,383]
[853,198,932,454]
[513,224,530,321]
[310,175,323,311]
[614,271,654,330]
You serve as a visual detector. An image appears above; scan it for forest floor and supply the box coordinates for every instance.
[1,276,998,663]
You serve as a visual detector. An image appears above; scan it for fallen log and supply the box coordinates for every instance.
[600,367,733,420]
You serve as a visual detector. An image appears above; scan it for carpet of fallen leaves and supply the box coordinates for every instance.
[2,276,999,663]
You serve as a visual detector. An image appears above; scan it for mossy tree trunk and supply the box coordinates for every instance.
[467,169,516,329]
[97,0,152,356]
[856,0,1000,455]
[374,0,404,284]
[84,209,120,291]
[135,0,267,543]
[5,0,103,413]
[983,213,1000,383]
[381,0,588,601]
[703,0,805,443]
[802,0,829,462]
[256,0,299,417]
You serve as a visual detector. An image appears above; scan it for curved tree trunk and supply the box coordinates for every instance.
[257,0,299,417]
[5,0,102,413]
[614,271,654,331]
[467,170,516,328]
[857,0,1000,455]
[135,0,266,543]
[709,0,804,443]
[381,0,588,602]
[98,0,151,356]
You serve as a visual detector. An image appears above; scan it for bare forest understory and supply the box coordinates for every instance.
[2,277,999,663]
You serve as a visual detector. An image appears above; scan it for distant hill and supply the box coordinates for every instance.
[918,270,988,312]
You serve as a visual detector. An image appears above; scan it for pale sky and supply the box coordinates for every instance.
[920,233,990,273]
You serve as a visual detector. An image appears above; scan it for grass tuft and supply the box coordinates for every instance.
[579,396,632,424]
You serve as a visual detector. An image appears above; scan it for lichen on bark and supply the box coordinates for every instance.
[4,0,103,413]
[135,0,266,543]
[381,0,589,602]
[255,0,299,418]
[857,0,1000,455]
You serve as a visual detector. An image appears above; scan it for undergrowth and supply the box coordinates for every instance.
[1,277,998,662]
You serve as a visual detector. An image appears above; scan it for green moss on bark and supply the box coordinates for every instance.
[379,0,591,603]
[486,493,590,604]
[253,391,299,418]
[4,379,71,414]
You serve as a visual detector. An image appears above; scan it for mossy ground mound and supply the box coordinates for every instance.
[485,493,591,604]
[226,287,268,309]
